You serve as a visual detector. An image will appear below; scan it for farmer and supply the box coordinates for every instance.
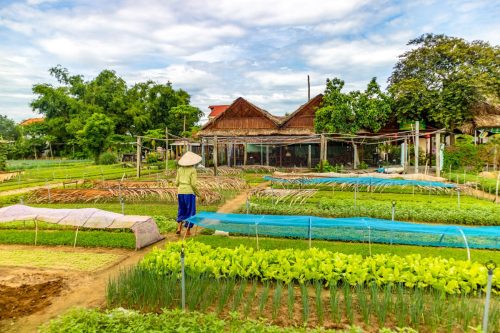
[175,151,201,236]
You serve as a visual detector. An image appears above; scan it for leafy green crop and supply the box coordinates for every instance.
[141,241,499,295]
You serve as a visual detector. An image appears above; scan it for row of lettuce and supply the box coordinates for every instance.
[141,242,499,295]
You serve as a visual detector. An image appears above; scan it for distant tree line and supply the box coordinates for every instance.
[0,66,203,162]
[315,33,499,133]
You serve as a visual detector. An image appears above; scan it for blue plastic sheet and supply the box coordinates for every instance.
[263,176,456,188]
[188,212,499,249]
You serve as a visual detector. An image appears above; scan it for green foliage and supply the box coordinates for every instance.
[41,307,377,333]
[389,34,499,130]
[0,144,7,171]
[443,135,481,170]
[0,229,135,248]
[145,152,159,163]
[78,113,114,163]
[0,114,20,140]
[30,66,199,159]
[98,152,117,165]
[315,77,392,134]
[314,160,340,172]
[141,241,500,294]
[169,104,204,137]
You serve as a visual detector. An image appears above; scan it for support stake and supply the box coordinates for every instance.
[483,261,496,333]
[180,244,185,310]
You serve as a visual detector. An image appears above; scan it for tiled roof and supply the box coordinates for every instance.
[208,105,230,118]
[19,117,44,126]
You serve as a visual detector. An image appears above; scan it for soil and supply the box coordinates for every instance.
[0,241,167,333]
[0,274,64,321]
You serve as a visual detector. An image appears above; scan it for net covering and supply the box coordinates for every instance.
[0,205,164,249]
[188,212,499,249]
[263,176,457,188]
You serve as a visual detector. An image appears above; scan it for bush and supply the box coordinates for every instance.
[443,135,481,171]
[146,152,159,164]
[99,152,117,165]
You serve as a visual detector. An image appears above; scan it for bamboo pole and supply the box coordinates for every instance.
[243,143,247,166]
[165,127,169,172]
[307,145,312,169]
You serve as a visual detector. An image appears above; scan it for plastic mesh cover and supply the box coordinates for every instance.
[188,212,500,249]
[0,205,164,249]
[264,176,457,188]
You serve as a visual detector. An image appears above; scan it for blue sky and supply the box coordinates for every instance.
[0,0,498,122]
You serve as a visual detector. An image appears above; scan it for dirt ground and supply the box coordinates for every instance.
[0,242,167,333]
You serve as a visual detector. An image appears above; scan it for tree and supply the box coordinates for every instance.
[169,105,203,137]
[78,113,114,163]
[314,77,392,134]
[389,34,499,130]
[31,66,198,160]
[0,115,19,140]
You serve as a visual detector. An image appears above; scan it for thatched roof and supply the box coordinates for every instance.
[459,101,500,134]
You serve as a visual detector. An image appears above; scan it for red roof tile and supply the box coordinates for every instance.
[208,105,230,118]
[19,117,45,126]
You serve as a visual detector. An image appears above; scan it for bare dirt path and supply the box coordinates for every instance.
[216,181,269,213]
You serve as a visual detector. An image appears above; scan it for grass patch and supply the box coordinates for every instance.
[0,248,122,271]
[194,235,500,263]
[0,230,135,248]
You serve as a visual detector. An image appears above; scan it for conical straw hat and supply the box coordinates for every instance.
[178,151,202,166]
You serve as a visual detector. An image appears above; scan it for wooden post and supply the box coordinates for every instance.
[279,145,282,167]
[307,75,311,101]
[414,121,419,174]
[201,138,206,166]
[435,132,441,177]
[213,136,218,176]
[307,145,312,169]
[233,141,236,166]
[136,136,141,178]
[324,136,328,165]
[165,128,169,172]
[266,145,269,166]
[243,143,247,166]
[320,134,325,171]
[227,143,231,167]
[353,142,358,169]
[260,142,263,166]
[494,146,498,171]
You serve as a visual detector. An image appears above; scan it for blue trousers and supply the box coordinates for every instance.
[177,194,196,228]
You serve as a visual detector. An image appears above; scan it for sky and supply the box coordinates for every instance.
[0,0,499,123]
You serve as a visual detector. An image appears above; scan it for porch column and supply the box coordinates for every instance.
[243,143,247,166]
[266,145,269,166]
[307,145,311,169]
[320,134,325,171]
[213,136,218,176]
[201,138,205,166]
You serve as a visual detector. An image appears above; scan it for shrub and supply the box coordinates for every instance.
[146,152,159,163]
[98,152,118,165]
[443,135,481,171]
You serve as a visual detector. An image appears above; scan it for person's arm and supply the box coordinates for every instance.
[175,168,180,187]
[190,168,200,196]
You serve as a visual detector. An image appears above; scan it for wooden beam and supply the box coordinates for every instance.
[266,145,269,166]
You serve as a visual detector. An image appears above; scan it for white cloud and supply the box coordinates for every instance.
[130,65,216,90]
[301,38,408,69]
[184,45,241,63]
[187,0,373,26]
